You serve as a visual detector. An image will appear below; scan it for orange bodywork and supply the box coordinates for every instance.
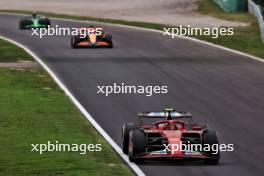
[77,41,110,47]
[77,34,110,47]
[73,28,112,48]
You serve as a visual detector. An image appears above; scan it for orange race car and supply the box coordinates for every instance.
[71,26,113,48]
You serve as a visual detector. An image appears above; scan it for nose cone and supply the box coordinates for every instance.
[89,34,96,44]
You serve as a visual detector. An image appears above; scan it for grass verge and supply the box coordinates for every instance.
[197,0,264,58]
[1,5,263,59]
[0,39,33,62]
[0,38,133,176]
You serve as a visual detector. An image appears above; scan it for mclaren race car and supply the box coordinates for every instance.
[71,26,113,48]
[19,13,51,30]
[122,108,220,164]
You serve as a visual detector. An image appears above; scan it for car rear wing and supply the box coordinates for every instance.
[138,111,192,120]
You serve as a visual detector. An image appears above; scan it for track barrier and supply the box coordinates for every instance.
[213,0,247,12]
[248,0,264,42]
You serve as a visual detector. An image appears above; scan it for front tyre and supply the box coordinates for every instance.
[107,41,113,48]
[19,19,29,30]
[122,122,138,154]
[128,129,145,162]
[202,130,220,164]
[71,35,79,48]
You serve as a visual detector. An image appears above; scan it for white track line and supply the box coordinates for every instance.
[92,22,264,64]
[0,35,145,176]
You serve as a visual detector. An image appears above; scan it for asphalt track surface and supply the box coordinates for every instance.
[1,14,264,176]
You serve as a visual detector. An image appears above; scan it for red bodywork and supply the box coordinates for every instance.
[136,119,210,160]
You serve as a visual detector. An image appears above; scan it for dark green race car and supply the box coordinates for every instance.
[19,14,51,30]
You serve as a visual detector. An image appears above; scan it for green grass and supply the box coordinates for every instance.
[197,0,253,22]
[196,0,264,58]
[0,39,132,176]
[1,5,263,59]
[0,39,33,62]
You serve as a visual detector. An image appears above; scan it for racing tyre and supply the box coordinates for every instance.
[19,19,31,30]
[122,122,138,154]
[39,18,51,28]
[71,35,80,48]
[107,41,113,48]
[19,20,24,30]
[202,130,220,164]
[103,34,113,48]
[106,34,112,40]
[128,129,145,162]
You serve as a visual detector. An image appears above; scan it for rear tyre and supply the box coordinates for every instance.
[39,18,51,28]
[122,122,138,154]
[202,130,220,164]
[128,129,145,162]
[103,34,113,48]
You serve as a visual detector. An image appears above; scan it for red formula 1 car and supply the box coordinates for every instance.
[122,108,220,164]
[71,26,113,48]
